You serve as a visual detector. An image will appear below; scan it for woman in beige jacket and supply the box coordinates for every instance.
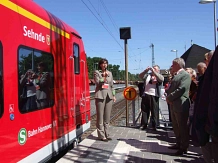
[94,58,116,142]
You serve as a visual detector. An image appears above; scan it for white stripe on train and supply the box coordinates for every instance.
[18,121,90,163]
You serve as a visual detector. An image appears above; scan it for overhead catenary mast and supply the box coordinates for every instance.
[150,43,155,66]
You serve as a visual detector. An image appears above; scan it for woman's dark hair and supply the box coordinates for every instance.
[38,62,45,68]
[98,58,108,70]
[38,62,47,71]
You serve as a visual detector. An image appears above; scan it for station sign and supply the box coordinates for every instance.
[123,87,137,100]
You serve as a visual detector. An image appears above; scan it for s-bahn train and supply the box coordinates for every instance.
[0,0,90,162]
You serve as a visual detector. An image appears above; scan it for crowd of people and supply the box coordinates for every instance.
[138,50,218,163]
[92,53,218,162]
[20,62,51,112]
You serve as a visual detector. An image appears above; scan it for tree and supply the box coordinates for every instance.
[86,56,139,81]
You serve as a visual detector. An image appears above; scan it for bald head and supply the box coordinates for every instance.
[197,62,207,76]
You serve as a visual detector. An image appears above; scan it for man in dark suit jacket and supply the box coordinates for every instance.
[193,50,218,163]
[166,58,191,156]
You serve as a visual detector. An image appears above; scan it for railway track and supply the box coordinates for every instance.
[81,98,133,140]
[82,86,139,140]
[89,87,125,100]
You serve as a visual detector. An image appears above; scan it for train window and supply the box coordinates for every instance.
[0,42,3,118]
[18,46,54,113]
[74,44,80,74]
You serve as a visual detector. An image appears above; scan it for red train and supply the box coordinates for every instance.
[0,0,90,162]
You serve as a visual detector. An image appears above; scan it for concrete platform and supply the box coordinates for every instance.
[57,125,205,163]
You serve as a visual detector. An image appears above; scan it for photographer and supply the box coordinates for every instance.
[139,65,164,131]
[20,69,37,112]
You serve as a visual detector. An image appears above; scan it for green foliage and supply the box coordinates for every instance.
[87,57,102,79]
[86,56,140,81]
[19,48,53,78]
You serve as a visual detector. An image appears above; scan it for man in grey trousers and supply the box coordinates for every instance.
[166,58,191,156]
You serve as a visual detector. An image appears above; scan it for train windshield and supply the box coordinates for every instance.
[0,42,3,118]
[18,46,54,113]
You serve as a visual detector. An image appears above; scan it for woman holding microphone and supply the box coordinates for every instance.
[94,58,116,142]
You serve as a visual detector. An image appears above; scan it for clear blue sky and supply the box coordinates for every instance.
[34,0,215,74]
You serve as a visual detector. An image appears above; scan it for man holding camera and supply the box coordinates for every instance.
[139,65,164,131]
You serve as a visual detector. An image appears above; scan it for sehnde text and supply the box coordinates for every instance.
[23,26,45,43]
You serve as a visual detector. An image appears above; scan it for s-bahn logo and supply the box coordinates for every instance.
[18,128,27,145]
[17,122,56,145]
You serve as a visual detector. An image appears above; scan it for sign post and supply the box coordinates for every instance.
[120,27,131,126]
[123,86,137,126]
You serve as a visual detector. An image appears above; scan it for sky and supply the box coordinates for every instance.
[34,0,216,74]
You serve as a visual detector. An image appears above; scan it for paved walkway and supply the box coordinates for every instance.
[58,98,205,163]
[57,125,205,163]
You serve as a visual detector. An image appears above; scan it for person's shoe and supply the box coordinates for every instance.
[168,144,180,150]
[107,137,112,141]
[174,149,187,156]
[100,138,108,142]
[139,126,147,130]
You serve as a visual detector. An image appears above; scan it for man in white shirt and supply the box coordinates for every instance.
[139,65,164,131]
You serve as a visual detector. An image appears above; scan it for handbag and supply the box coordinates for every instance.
[138,82,145,97]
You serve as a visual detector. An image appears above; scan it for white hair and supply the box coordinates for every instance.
[192,69,197,78]
[185,67,197,78]
[173,58,185,68]
[208,50,214,57]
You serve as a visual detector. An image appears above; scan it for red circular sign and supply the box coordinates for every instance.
[123,87,137,100]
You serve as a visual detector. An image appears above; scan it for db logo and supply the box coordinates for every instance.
[46,35,50,45]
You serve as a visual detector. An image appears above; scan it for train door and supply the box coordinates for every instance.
[79,47,87,117]
[68,42,75,127]
[72,33,86,131]
[0,41,3,118]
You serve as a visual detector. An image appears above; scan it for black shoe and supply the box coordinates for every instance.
[140,126,147,130]
[174,149,187,156]
[107,137,112,141]
[168,144,180,150]
[100,138,108,142]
